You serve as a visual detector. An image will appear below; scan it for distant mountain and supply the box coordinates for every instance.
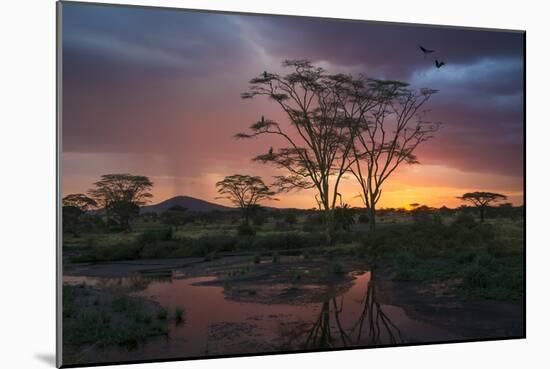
[141,196,233,213]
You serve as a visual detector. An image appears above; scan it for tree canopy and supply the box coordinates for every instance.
[238,60,357,213]
[216,174,277,224]
[457,191,507,222]
[238,59,440,234]
[88,174,153,229]
[62,193,97,212]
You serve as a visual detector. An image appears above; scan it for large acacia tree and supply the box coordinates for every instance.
[88,174,153,230]
[344,79,440,231]
[457,191,507,223]
[238,60,362,243]
[62,193,98,236]
[216,174,277,225]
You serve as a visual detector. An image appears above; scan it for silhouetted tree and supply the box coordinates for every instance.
[62,193,98,236]
[215,174,277,225]
[457,191,507,223]
[88,174,153,230]
[161,205,188,230]
[238,60,361,243]
[346,80,440,231]
[107,200,140,230]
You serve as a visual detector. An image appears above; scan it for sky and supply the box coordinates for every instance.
[61,2,525,209]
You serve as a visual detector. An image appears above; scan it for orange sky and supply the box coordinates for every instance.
[62,153,523,209]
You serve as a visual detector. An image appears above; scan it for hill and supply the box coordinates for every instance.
[141,196,233,213]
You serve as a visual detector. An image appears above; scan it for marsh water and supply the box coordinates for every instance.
[64,269,460,362]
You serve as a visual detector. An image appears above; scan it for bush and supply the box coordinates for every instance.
[252,232,323,250]
[252,214,267,227]
[284,213,298,225]
[140,240,185,259]
[157,307,168,320]
[302,213,324,231]
[333,230,356,244]
[453,213,477,228]
[331,262,344,274]
[175,307,185,324]
[237,223,256,236]
[357,212,370,224]
[137,228,173,245]
[463,265,489,289]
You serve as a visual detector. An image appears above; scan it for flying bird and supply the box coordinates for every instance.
[435,60,446,69]
[419,45,435,57]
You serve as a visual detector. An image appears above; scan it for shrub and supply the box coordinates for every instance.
[252,214,267,227]
[333,230,356,244]
[331,262,345,274]
[237,223,256,236]
[452,213,477,228]
[157,307,168,320]
[284,213,298,225]
[175,307,185,324]
[463,265,489,290]
[137,228,173,245]
[140,240,183,259]
[357,212,370,224]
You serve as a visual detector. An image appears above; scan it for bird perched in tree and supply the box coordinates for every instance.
[435,60,446,69]
[261,115,265,124]
[419,45,435,57]
[268,147,273,158]
[263,71,268,78]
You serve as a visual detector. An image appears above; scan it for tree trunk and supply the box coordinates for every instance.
[324,208,335,246]
[480,205,485,223]
[243,208,250,225]
[368,200,377,232]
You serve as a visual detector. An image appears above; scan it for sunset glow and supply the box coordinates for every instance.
[62,4,524,209]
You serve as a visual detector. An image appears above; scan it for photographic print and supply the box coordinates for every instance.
[58,1,525,367]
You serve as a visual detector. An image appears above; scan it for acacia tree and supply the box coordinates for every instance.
[88,174,153,230]
[457,191,507,223]
[216,174,277,225]
[238,60,366,243]
[345,80,440,231]
[62,193,97,236]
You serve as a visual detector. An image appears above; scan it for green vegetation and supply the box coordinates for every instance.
[361,215,524,300]
[65,205,524,303]
[63,284,169,348]
[175,307,185,324]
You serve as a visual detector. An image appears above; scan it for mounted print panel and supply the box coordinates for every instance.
[57,1,525,367]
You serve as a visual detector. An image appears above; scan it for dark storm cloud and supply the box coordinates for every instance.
[243,15,524,79]
[62,3,250,84]
[61,2,524,182]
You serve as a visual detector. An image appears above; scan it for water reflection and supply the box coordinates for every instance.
[63,270,457,363]
[277,272,404,350]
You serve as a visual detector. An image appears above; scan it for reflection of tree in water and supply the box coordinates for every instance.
[280,274,403,350]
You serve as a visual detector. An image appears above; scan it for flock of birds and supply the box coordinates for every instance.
[419,45,446,69]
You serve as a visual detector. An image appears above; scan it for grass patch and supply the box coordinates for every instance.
[360,220,524,300]
[63,284,168,348]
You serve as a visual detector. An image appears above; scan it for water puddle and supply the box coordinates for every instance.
[64,271,459,362]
